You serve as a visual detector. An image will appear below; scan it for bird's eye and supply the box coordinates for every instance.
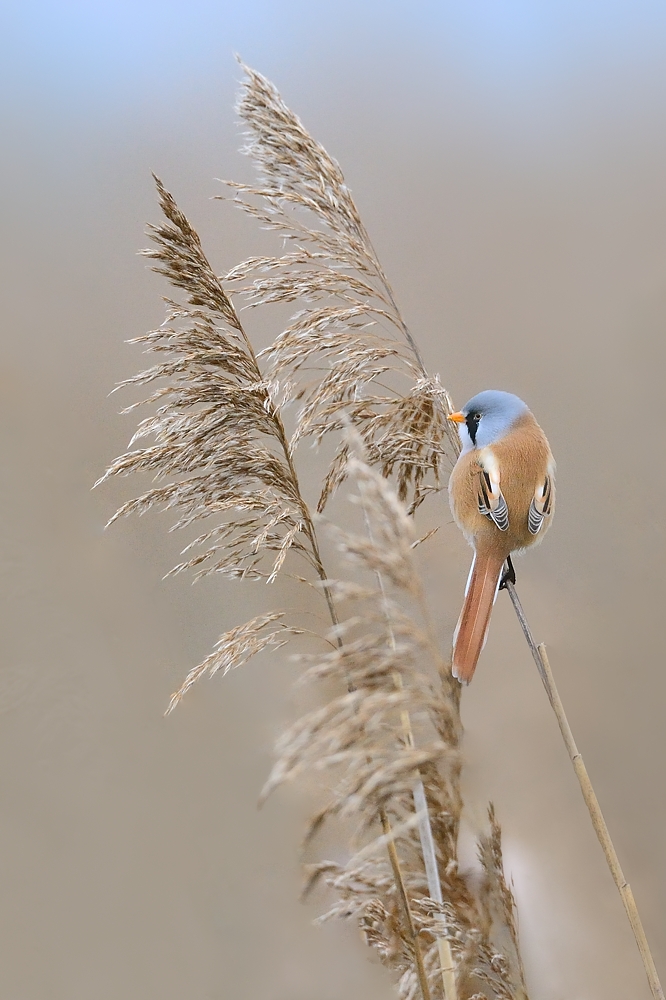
[473,413,481,423]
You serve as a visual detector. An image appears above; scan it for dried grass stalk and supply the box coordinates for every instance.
[98,174,436,998]
[99,62,532,1000]
[222,62,460,514]
[165,612,303,714]
[506,581,664,1000]
[285,452,527,1000]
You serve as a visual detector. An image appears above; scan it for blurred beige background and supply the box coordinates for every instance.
[1,2,665,997]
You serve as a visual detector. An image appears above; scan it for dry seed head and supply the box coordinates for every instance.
[99,61,531,999]
[166,613,305,714]
[222,64,459,514]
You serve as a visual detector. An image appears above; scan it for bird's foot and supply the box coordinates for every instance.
[498,555,516,590]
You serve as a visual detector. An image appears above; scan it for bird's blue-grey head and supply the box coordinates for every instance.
[449,390,530,453]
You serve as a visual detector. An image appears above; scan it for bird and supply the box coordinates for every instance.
[447,390,555,684]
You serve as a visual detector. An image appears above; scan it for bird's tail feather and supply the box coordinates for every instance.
[452,549,505,684]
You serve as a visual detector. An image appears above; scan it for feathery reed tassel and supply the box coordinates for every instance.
[355,448,457,1000]
[223,62,459,513]
[101,63,532,999]
[100,176,437,997]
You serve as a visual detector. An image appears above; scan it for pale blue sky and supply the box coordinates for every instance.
[3,0,666,111]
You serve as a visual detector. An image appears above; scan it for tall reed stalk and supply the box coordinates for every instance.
[504,584,663,1000]
[98,61,661,1000]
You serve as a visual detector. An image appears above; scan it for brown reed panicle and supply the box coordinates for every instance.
[283,450,528,1000]
[98,62,530,1000]
[222,62,460,514]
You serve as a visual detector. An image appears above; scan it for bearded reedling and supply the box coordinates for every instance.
[448,391,555,684]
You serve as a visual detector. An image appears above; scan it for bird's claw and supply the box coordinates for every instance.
[499,556,516,590]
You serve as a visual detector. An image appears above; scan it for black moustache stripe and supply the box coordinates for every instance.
[465,412,478,445]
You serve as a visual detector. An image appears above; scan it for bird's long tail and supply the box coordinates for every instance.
[452,548,506,684]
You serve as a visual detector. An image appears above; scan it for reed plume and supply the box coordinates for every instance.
[286,447,528,1000]
[223,62,460,514]
[98,62,530,1000]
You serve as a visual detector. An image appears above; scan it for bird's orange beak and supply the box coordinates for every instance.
[448,411,465,424]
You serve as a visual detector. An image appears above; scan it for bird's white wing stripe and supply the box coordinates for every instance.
[477,471,509,531]
[528,499,544,534]
[528,475,553,534]
[484,493,509,531]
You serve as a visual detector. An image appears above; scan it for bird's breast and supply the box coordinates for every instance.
[448,414,554,552]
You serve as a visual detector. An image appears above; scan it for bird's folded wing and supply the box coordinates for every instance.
[528,475,553,534]
[477,470,509,531]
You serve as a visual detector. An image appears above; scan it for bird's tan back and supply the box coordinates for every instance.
[449,412,554,555]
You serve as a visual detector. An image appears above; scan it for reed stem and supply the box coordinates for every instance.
[380,807,433,1000]
[358,485,457,1000]
[412,778,458,1000]
[504,579,664,1000]
[230,307,433,1000]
